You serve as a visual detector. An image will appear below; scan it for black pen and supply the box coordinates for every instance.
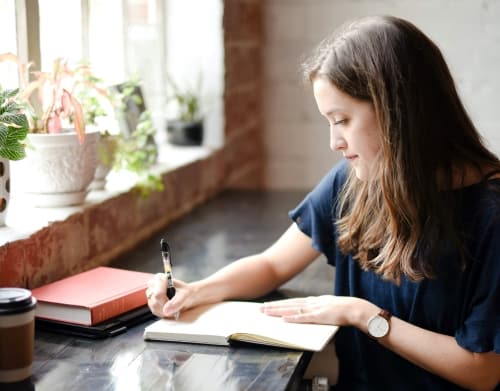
[160,238,179,320]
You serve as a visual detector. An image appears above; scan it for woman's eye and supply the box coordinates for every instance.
[333,119,346,125]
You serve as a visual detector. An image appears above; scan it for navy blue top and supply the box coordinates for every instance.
[289,159,500,390]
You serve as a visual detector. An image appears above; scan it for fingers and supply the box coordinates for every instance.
[162,296,181,318]
[260,297,310,320]
[147,273,167,293]
[146,274,190,319]
[261,297,307,311]
[146,273,169,318]
[162,279,189,317]
[260,296,336,324]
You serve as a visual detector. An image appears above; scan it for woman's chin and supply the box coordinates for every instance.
[352,166,369,181]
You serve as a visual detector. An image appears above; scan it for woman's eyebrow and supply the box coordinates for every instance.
[324,108,345,116]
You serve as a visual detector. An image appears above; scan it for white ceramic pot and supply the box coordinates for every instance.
[89,134,119,191]
[0,158,9,226]
[11,129,100,207]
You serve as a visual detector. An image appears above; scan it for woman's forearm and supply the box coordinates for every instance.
[189,224,320,307]
[353,300,500,391]
[383,318,499,391]
[190,254,284,305]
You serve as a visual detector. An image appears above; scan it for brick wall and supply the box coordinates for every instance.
[0,155,227,288]
[222,0,265,188]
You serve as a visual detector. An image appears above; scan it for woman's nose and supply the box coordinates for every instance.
[330,132,347,151]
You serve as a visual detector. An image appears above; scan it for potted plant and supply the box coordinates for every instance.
[72,62,120,190]
[111,77,146,137]
[1,54,100,207]
[111,110,163,197]
[75,72,161,194]
[0,86,29,226]
[165,74,204,146]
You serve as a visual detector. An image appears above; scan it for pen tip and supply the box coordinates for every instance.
[160,238,169,253]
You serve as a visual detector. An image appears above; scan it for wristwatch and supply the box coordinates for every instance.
[367,309,392,339]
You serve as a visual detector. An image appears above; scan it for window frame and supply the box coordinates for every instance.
[13,0,168,136]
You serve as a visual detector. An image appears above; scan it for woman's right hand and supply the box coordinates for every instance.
[146,273,197,318]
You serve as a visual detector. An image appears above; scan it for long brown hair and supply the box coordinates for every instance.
[302,16,500,283]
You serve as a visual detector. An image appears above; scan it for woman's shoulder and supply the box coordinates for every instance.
[458,176,500,230]
[453,164,500,197]
[461,175,500,200]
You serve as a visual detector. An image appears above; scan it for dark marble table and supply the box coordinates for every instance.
[25,190,335,391]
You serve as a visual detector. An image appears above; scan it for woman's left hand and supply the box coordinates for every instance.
[260,295,372,327]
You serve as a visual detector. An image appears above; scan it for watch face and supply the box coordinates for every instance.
[368,315,389,338]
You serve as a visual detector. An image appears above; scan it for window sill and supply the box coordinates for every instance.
[1,144,213,245]
[0,143,226,288]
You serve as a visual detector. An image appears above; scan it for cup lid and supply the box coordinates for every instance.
[0,288,36,313]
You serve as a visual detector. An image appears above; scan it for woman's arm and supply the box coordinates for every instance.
[191,223,320,302]
[147,223,320,317]
[262,296,500,391]
[380,313,500,391]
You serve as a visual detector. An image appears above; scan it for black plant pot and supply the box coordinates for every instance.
[167,119,203,146]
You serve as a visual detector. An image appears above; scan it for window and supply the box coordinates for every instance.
[1,0,224,147]
[39,0,83,70]
[0,0,18,88]
[88,0,126,84]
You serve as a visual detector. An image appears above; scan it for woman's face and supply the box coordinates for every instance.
[313,77,382,181]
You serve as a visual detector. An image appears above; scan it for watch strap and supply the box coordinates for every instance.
[379,309,392,322]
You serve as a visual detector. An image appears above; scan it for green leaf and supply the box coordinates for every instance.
[0,87,29,160]
[0,112,28,128]
[0,124,27,161]
[0,143,26,161]
[4,88,19,100]
[6,125,28,143]
[0,101,18,115]
[111,109,161,197]
[0,124,8,145]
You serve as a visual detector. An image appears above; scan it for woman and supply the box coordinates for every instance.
[147,15,500,390]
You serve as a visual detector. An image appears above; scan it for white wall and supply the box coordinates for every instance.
[263,0,500,189]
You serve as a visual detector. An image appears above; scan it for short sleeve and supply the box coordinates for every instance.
[289,160,349,263]
[455,212,500,353]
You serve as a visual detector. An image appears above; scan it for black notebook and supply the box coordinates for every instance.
[35,305,155,339]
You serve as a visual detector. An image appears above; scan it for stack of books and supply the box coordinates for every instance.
[32,266,154,338]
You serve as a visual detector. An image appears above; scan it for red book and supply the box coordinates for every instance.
[32,267,153,326]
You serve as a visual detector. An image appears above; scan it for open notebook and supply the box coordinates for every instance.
[143,301,338,352]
